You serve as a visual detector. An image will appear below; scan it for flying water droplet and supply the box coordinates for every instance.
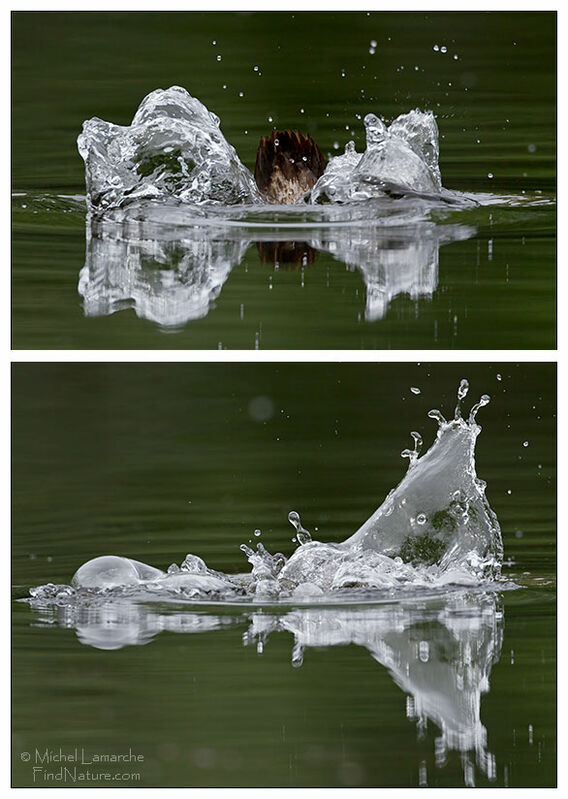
[455,378,470,418]
[288,511,312,545]
[469,394,490,423]
[457,379,469,401]
[364,113,387,146]
[428,408,447,426]
[401,431,423,470]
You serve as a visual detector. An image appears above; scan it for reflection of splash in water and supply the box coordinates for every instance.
[78,201,475,329]
[25,589,503,786]
[79,212,249,328]
[245,591,503,786]
[311,222,473,322]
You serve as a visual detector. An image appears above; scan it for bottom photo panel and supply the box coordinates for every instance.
[12,362,556,788]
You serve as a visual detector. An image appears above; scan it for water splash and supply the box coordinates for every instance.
[28,381,503,608]
[344,381,502,580]
[401,431,423,468]
[310,109,443,204]
[78,87,450,213]
[78,86,260,213]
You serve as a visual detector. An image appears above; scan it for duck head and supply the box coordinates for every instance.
[254,129,327,204]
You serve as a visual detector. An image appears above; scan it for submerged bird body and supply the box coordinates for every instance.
[254,130,327,204]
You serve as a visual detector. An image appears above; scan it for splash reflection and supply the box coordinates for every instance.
[78,202,475,329]
[28,589,502,785]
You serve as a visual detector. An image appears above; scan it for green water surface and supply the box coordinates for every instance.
[11,11,556,349]
[12,363,556,787]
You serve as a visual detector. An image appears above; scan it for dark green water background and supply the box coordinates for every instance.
[11,11,556,349]
[12,363,556,786]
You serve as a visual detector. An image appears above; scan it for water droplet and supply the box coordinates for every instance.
[410,386,421,395]
[292,641,304,667]
[428,408,447,426]
[288,511,312,545]
[469,394,490,422]
[181,553,207,573]
[523,441,529,447]
[417,513,427,525]
[457,379,469,401]
[254,529,261,537]
[488,172,494,179]
[364,113,387,146]
[216,55,222,62]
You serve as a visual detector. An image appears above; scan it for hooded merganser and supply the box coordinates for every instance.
[254,129,327,204]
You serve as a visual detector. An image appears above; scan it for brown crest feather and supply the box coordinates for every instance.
[254,129,327,204]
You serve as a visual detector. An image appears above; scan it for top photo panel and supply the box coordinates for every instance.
[12,11,556,350]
